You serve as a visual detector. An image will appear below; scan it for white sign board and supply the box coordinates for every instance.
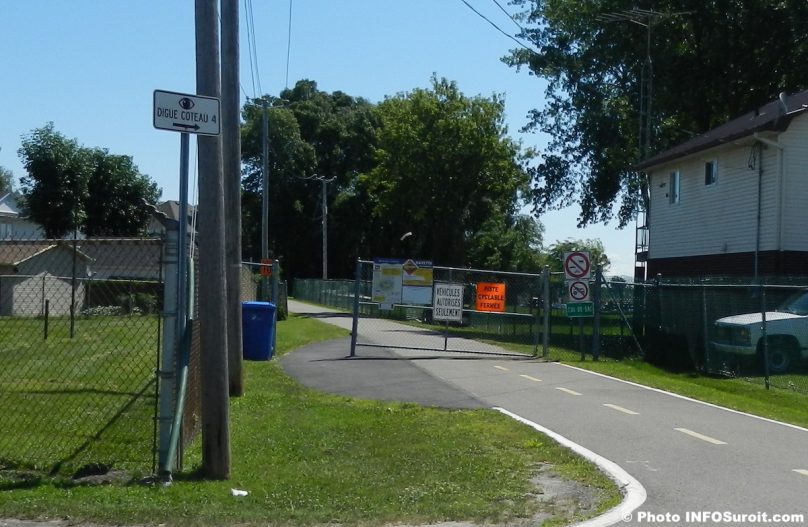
[567,280,590,302]
[371,259,403,311]
[153,89,221,136]
[563,251,591,280]
[433,283,464,323]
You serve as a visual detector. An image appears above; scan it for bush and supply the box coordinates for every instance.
[116,293,156,315]
[81,305,125,317]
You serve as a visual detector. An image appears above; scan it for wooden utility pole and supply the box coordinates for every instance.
[221,0,243,397]
[195,0,231,479]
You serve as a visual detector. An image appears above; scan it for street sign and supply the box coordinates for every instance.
[476,282,506,312]
[567,280,590,302]
[563,251,591,280]
[566,302,593,317]
[433,283,464,323]
[153,89,221,135]
[259,258,273,277]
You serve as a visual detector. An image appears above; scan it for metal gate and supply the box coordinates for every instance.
[349,259,545,357]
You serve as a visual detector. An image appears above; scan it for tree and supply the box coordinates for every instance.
[361,77,532,267]
[240,81,380,278]
[83,149,161,236]
[0,166,12,195]
[18,124,161,238]
[507,0,808,227]
[18,123,91,238]
[546,239,610,274]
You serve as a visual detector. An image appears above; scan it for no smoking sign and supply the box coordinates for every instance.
[563,251,591,280]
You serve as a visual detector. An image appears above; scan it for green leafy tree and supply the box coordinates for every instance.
[83,149,161,236]
[467,215,544,272]
[0,166,13,195]
[507,0,808,227]
[18,123,91,238]
[19,123,161,238]
[240,81,380,278]
[361,77,532,267]
[546,239,610,274]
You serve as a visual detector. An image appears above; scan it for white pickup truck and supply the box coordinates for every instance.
[710,291,808,374]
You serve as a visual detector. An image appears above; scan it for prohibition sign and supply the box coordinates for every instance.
[568,280,590,302]
[564,251,591,280]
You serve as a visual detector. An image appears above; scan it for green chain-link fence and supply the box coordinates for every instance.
[293,266,808,395]
[0,238,162,476]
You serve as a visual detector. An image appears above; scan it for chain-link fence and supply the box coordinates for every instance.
[0,238,162,476]
[293,264,807,395]
[642,277,808,394]
[240,261,288,320]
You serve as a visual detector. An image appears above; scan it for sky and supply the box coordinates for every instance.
[0,1,636,277]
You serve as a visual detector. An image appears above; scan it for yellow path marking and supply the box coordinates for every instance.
[674,428,726,445]
[494,365,509,372]
[603,403,639,415]
[556,387,582,396]
[793,469,808,477]
[519,374,542,382]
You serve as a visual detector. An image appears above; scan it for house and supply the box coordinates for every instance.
[634,90,808,278]
[0,242,91,316]
[0,193,42,240]
[147,200,196,237]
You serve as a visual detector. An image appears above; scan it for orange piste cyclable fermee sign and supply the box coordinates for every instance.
[475,282,506,312]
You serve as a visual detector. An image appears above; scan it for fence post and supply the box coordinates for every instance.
[760,284,770,389]
[542,266,550,358]
[350,259,361,357]
[158,222,179,474]
[702,280,709,370]
[592,266,602,360]
[44,299,49,340]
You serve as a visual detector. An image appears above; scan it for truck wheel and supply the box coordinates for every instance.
[761,338,795,374]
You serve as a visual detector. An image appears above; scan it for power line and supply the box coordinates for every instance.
[243,0,262,96]
[243,0,257,97]
[490,0,524,33]
[285,0,294,89]
[458,0,535,52]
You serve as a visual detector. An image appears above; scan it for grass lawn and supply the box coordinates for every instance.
[0,314,621,527]
[558,355,808,429]
[0,315,159,474]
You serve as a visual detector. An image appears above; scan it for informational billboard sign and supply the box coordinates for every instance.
[401,259,433,305]
[433,283,464,323]
[371,258,403,310]
[371,258,433,309]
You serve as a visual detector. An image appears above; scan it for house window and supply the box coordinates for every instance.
[704,160,717,185]
[669,171,680,204]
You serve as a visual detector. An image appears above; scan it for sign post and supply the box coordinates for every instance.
[154,88,221,474]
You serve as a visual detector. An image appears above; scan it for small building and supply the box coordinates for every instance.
[0,242,91,316]
[0,193,42,240]
[635,90,808,278]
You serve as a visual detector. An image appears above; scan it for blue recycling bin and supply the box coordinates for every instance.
[242,301,276,360]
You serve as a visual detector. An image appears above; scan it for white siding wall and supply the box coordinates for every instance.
[648,142,780,259]
[779,114,808,252]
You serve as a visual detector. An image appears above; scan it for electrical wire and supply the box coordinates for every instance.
[491,0,524,33]
[247,0,263,95]
[285,0,293,89]
[458,0,535,52]
[243,0,257,97]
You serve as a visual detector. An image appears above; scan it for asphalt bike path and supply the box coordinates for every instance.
[286,300,808,527]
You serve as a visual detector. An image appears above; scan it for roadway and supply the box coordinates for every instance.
[285,300,808,526]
